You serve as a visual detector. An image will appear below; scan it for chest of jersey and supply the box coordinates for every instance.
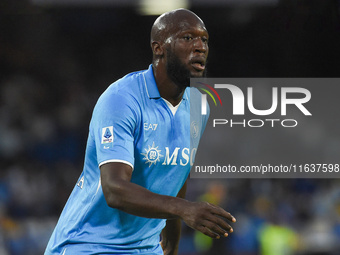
[136,98,191,167]
[131,97,201,195]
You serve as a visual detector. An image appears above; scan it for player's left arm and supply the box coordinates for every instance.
[160,180,187,255]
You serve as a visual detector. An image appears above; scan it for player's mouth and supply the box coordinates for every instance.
[191,57,206,72]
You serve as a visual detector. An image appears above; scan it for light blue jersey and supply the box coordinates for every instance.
[45,65,209,255]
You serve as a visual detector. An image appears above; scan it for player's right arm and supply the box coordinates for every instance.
[100,162,236,239]
[93,89,235,239]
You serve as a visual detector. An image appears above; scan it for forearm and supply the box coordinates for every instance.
[102,178,189,220]
[101,163,235,240]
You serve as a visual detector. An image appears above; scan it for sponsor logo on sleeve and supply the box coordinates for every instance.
[101,126,114,146]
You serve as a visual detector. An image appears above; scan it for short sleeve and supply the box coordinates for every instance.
[90,92,139,169]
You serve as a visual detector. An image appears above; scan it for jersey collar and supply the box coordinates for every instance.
[143,64,188,100]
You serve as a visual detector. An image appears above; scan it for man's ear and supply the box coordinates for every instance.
[151,41,164,57]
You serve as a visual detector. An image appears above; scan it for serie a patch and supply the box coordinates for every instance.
[101,126,114,145]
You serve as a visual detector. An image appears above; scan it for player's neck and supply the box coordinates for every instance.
[153,64,185,106]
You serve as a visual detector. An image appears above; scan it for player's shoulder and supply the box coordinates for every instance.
[186,86,201,96]
[185,86,210,117]
[91,71,147,122]
[106,70,144,96]
[98,70,146,105]
[185,86,204,102]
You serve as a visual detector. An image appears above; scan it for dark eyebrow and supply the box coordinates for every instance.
[178,28,208,37]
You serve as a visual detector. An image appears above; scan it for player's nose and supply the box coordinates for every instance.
[193,38,208,54]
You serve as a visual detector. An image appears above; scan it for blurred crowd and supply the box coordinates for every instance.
[1,1,340,254]
[0,73,92,254]
[183,178,340,255]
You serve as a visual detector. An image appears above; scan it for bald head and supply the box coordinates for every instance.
[151,9,206,46]
[150,8,209,92]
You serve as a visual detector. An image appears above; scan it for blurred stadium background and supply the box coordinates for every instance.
[1,0,340,254]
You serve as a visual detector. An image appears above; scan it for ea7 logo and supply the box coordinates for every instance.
[201,84,312,116]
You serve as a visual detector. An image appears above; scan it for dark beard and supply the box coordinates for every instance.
[166,50,207,89]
